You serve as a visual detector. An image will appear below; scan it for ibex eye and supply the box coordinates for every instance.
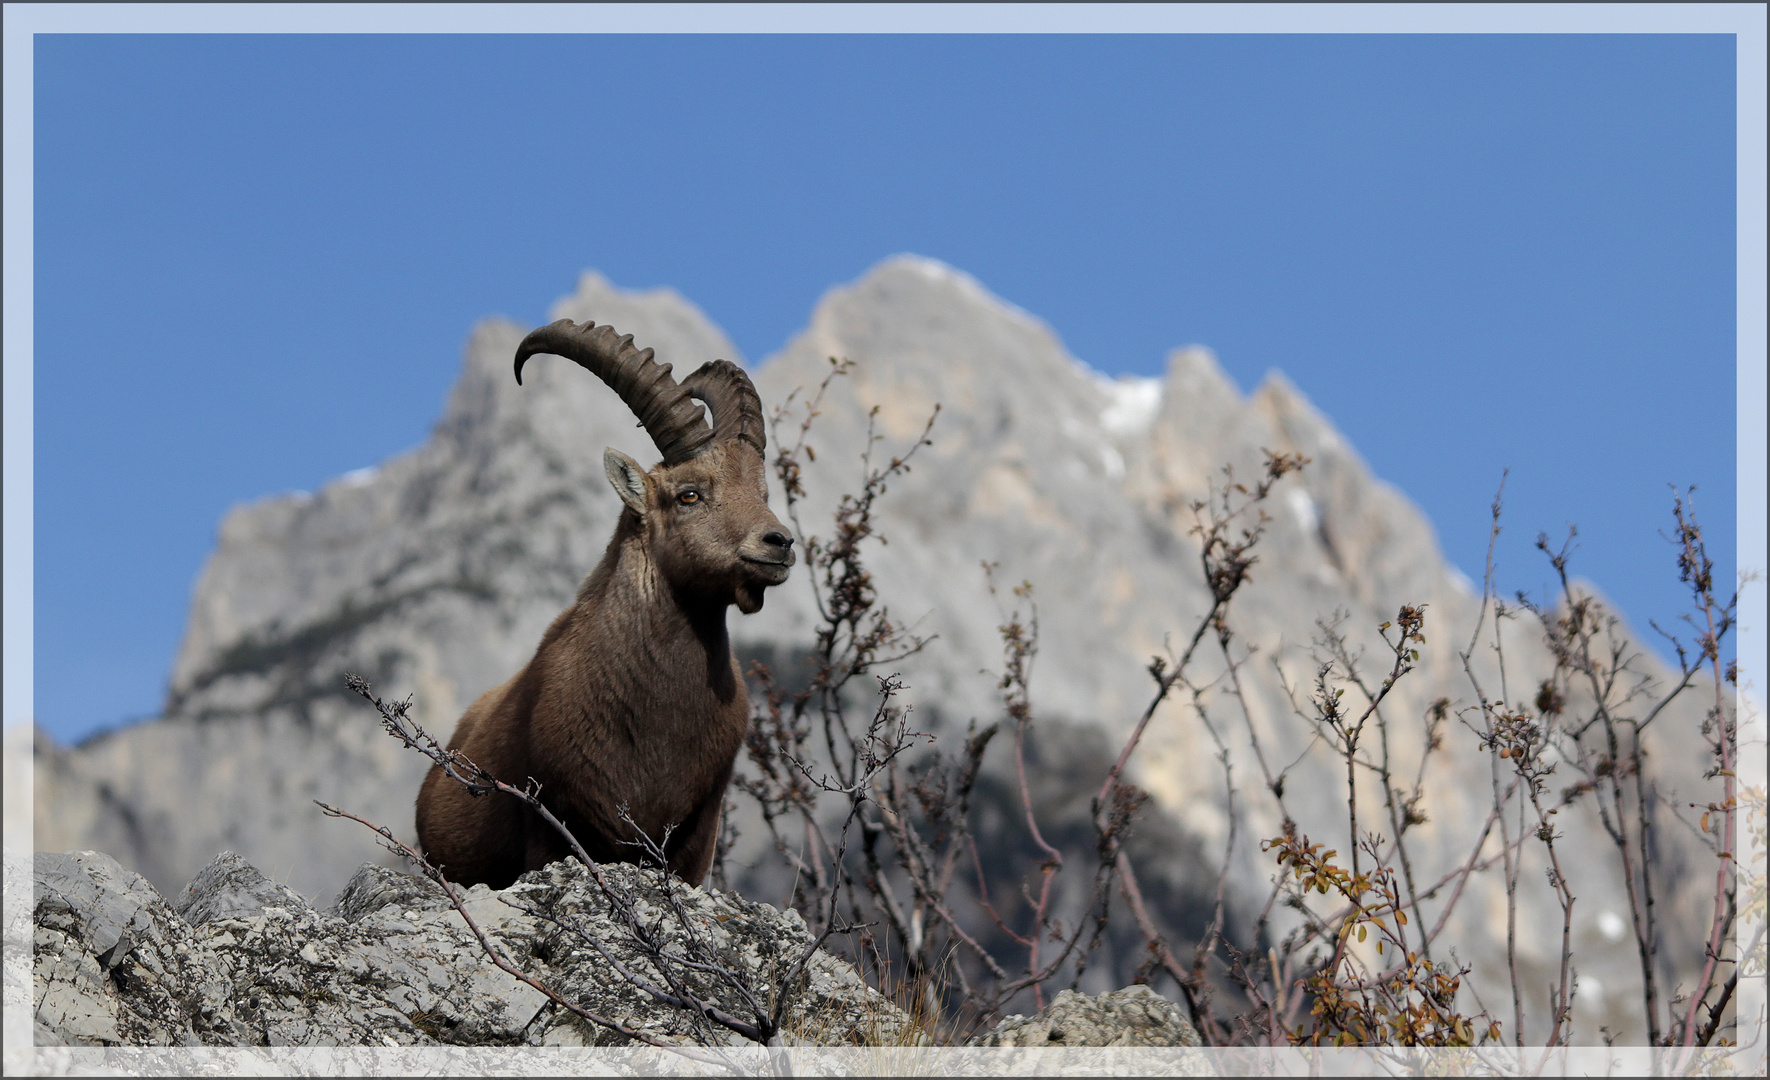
[678,490,701,505]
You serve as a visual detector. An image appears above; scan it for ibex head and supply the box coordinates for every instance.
[514,319,794,613]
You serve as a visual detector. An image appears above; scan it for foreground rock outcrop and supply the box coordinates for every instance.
[977,985,1201,1049]
[34,847,1209,1057]
[34,849,911,1048]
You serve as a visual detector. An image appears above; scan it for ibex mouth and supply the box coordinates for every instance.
[740,555,792,584]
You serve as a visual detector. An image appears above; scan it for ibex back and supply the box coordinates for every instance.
[415,320,793,888]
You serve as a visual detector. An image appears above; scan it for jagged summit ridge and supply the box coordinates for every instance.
[49,254,1460,899]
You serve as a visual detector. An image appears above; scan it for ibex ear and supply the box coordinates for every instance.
[603,448,650,516]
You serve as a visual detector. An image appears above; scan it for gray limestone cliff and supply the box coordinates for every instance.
[33,256,1721,1044]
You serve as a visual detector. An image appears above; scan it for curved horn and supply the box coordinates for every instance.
[681,359,767,457]
[514,319,714,464]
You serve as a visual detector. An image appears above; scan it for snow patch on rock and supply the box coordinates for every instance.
[1096,375,1162,437]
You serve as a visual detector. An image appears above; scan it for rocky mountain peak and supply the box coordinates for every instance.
[73,255,1461,857]
[771,255,1111,451]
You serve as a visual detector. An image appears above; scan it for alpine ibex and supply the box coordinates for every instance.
[415,319,794,888]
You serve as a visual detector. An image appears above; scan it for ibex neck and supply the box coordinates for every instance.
[578,514,733,671]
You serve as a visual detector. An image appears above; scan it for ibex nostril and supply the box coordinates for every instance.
[764,531,793,549]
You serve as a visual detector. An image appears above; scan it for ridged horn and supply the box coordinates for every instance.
[514,319,715,464]
[681,359,767,457]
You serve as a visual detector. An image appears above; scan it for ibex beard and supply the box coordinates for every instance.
[415,319,794,889]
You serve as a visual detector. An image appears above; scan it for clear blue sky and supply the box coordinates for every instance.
[19,25,1753,744]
